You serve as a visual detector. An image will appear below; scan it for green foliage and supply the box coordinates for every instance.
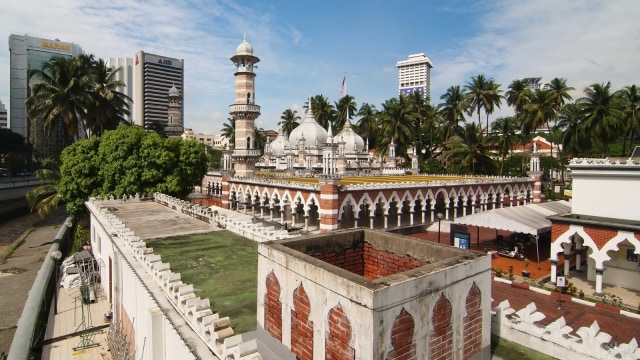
[208,148,223,169]
[26,157,62,218]
[58,125,208,217]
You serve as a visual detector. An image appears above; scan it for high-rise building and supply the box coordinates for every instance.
[397,53,433,100]
[9,34,84,158]
[0,99,7,129]
[133,51,184,130]
[105,57,134,125]
[521,77,549,92]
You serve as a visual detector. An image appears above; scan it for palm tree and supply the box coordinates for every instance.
[86,58,131,137]
[522,89,556,135]
[464,74,502,134]
[489,116,520,175]
[254,126,267,154]
[557,103,589,158]
[578,82,624,157]
[616,85,640,155]
[444,123,497,175]
[505,79,532,122]
[26,157,62,218]
[334,95,357,133]
[26,56,91,146]
[356,102,378,150]
[378,97,413,158]
[278,109,300,137]
[438,85,467,140]
[221,117,235,148]
[306,95,335,130]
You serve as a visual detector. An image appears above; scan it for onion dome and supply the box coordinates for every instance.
[335,121,365,152]
[288,107,328,148]
[168,85,180,96]
[235,37,254,56]
[270,131,289,156]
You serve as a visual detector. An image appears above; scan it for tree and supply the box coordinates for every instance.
[464,74,502,134]
[26,56,91,146]
[522,89,555,134]
[356,102,378,150]
[444,123,497,175]
[438,85,467,140]
[58,125,207,217]
[557,103,590,158]
[378,96,413,159]
[334,95,357,133]
[86,58,131,136]
[278,109,300,137]
[26,157,63,218]
[221,117,235,148]
[617,85,640,155]
[0,129,27,173]
[578,82,624,157]
[505,79,532,121]
[306,95,335,130]
[489,116,521,176]
[254,127,267,154]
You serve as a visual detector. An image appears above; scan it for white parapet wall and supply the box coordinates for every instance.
[86,195,262,360]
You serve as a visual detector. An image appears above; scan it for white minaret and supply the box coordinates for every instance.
[230,36,261,177]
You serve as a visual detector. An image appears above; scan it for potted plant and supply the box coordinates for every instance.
[521,258,531,278]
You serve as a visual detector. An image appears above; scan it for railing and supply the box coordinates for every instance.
[7,216,74,360]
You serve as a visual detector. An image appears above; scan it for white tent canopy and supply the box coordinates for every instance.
[454,200,571,235]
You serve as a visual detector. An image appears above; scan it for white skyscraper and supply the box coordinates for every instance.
[105,57,134,125]
[0,99,7,129]
[397,53,433,100]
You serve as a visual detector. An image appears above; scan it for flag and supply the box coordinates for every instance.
[339,73,346,97]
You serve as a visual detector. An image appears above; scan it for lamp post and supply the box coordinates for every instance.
[50,250,62,314]
[437,213,444,243]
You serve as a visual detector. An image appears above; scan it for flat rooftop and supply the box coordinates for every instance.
[254,174,489,186]
[102,200,258,334]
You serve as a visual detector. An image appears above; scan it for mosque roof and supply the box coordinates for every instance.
[288,107,328,149]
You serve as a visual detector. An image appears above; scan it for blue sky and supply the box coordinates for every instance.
[1,0,639,135]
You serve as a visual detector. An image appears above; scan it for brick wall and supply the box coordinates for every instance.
[582,226,618,250]
[326,304,355,360]
[387,307,416,360]
[363,242,427,280]
[309,241,427,280]
[291,284,313,360]
[463,283,483,359]
[429,293,453,360]
[264,271,282,341]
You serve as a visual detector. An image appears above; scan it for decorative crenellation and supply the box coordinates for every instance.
[570,158,640,166]
[153,193,293,242]
[492,292,640,359]
[88,196,262,360]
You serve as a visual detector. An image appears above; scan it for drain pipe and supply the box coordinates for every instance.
[7,216,73,360]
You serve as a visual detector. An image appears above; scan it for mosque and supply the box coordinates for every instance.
[202,37,539,235]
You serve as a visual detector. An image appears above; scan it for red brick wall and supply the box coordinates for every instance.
[326,304,355,360]
[463,283,483,359]
[291,284,313,360]
[363,242,427,280]
[429,293,453,360]
[311,242,365,276]
[264,271,282,341]
[387,307,416,360]
[551,223,570,242]
[583,226,618,250]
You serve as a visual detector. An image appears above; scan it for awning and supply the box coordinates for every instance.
[454,200,571,235]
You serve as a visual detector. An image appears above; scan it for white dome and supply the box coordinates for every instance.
[288,108,328,149]
[270,132,289,156]
[336,121,365,152]
[235,38,253,56]
[168,85,180,96]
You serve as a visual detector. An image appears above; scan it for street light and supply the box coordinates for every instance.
[437,213,444,243]
[50,250,62,314]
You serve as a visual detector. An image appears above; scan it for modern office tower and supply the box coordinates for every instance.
[8,34,84,159]
[133,51,184,131]
[105,57,134,125]
[0,99,7,128]
[397,53,433,100]
[521,77,549,92]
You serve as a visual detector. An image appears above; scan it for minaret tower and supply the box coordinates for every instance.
[229,36,261,177]
[165,84,184,137]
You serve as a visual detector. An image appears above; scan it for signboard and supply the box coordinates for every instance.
[400,87,424,97]
[143,54,182,68]
[556,276,566,287]
[453,231,470,249]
